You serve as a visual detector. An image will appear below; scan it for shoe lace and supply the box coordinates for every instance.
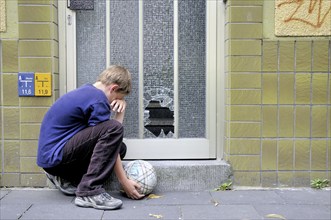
[100,192,113,200]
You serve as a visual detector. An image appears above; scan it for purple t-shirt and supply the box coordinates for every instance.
[37,84,111,168]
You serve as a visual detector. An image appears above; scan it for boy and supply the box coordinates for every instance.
[37,65,144,210]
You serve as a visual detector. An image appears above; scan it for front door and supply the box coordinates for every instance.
[63,0,220,159]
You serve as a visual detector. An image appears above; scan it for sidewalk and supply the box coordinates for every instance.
[0,187,330,220]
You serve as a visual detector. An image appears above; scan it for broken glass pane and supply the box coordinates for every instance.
[143,0,174,138]
[144,100,174,138]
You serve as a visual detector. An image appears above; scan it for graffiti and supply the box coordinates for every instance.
[277,0,331,28]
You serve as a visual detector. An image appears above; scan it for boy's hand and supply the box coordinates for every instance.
[122,178,145,200]
[110,99,126,113]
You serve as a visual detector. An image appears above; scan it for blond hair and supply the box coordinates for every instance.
[97,65,132,95]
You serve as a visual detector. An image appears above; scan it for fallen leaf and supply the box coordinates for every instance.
[211,199,219,206]
[265,214,287,220]
[149,213,163,219]
[147,194,163,199]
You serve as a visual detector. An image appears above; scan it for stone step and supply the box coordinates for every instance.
[105,160,232,192]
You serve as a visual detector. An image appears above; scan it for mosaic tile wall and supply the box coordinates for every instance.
[178,0,206,138]
[76,0,106,86]
[109,0,140,138]
[224,0,331,187]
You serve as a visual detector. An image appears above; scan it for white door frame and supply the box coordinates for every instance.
[58,0,225,160]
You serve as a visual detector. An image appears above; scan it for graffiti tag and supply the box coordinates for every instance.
[277,0,331,28]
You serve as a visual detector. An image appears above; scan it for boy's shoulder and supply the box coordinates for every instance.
[76,83,94,91]
[58,84,103,103]
[70,84,99,95]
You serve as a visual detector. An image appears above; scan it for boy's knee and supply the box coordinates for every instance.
[106,119,123,134]
[119,142,127,159]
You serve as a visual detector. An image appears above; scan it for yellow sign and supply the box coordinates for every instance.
[35,73,52,96]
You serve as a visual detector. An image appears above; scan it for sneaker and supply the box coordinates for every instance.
[74,192,123,210]
[45,172,77,196]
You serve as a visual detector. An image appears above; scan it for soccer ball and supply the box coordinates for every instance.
[124,160,157,195]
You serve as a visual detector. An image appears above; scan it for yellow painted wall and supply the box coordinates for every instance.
[225,0,330,187]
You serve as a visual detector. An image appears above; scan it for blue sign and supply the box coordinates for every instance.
[18,72,35,96]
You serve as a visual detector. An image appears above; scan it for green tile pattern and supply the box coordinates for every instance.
[18,6,53,22]
[296,41,312,72]
[19,41,52,57]
[2,40,18,72]
[1,0,58,187]
[225,1,330,187]
[4,141,20,172]
[229,6,263,22]
[2,74,19,106]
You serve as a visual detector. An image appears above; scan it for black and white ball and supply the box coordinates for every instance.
[124,160,157,195]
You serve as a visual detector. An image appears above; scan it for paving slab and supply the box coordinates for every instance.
[181,204,262,220]
[275,188,331,205]
[0,203,32,220]
[103,205,181,220]
[0,189,73,204]
[141,191,213,206]
[20,203,104,220]
[254,204,331,220]
[0,189,10,199]
[112,191,214,206]
[210,190,285,205]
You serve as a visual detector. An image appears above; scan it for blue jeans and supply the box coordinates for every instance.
[44,120,127,197]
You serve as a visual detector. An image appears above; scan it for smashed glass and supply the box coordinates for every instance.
[143,86,174,111]
[143,87,174,138]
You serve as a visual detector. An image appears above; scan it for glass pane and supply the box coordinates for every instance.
[178,0,206,138]
[143,0,175,138]
[109,0,140,138]
[76,0,206,139]
[76,0,106,86]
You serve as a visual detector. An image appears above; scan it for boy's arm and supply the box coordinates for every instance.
[111,99,144,199]
[114,155,144,199]
[111,99,126,123]
[113,111,125,124]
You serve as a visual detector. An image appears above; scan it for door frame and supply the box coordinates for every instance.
[58,0,225,160]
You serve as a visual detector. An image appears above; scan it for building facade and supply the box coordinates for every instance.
[0,0,330,188]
